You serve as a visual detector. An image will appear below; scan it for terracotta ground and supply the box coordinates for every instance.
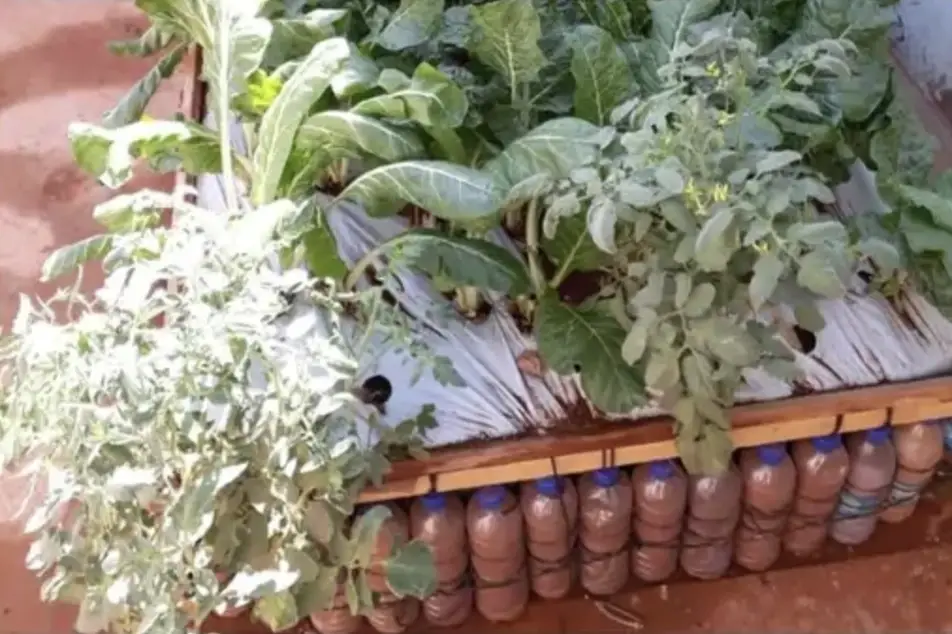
[1,2,952,633]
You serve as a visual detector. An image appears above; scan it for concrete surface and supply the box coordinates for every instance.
[0,2,951,634]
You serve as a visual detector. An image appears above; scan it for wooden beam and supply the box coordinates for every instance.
[358,375,952,502]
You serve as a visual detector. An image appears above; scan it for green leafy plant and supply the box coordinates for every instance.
[5,0,952,631]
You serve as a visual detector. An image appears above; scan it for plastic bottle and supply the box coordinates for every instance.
[680,462,742,580]
[783,435,850,557]
[467,485,529,622]
[309,583,361,634]
[631,460,687,582]
[830,427,897,546]
[521,476,578,599]
[410,492,473,626]
[363,503,420,633]
[577,467,633,595]
[881,423,944,523]
[734,444,796,571]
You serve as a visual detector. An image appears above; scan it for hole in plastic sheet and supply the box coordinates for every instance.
[360,375,393,407]
[792,325,817,354]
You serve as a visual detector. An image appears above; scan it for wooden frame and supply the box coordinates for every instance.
[359,375,952,502]
[176,44,952,505]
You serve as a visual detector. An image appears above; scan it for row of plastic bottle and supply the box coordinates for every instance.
[311,421,952,633]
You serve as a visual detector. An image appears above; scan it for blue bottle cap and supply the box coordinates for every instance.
[535,476,564,497]
[420,492,446,512]
[475,485,507,509]
[756,443,786,466]
[648,460,676,480]
[811,434,842,453]
[592,467,621,487]
[866,426,891,445]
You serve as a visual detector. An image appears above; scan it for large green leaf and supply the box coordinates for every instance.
[136,0,272,165]
[838,56,890,124]
[647,0,719,65]
[543,213,611,273]
[484,117,601,188]
[870,98,937,189]
[351,63,468,128]
[897,181,952,234]
[298,111,427,162]
[535,293,647,413]
[373,0,445,51]
[466,0,548,87]
[102,44,187,129]
[68,120,224,189]
[263,8,348,67]
[252,37,354,205]
[337,161,506,221]
[379,228,529,293]
[569,24,635,125]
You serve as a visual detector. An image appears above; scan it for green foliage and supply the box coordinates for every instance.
[8,0,952,630]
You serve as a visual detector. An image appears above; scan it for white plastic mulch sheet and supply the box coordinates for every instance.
[196,114,952,449]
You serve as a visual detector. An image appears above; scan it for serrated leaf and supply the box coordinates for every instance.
[252,37,354,205]
[675,412,734,476]
[298,111,427,162]
[103,45,186,129]
[294,567,339,615]
[535,293,647,413]
[694,208,736,272]
[467,0,547,87]
[385,541,437,598]
[896,183,952,232]
[485,117,601,188]
[374,0,445,51]
[380,228,529,294]
[682,283,715,318]
[749,252,784,310]
[838,56,890,123]
[870,97,936,188]
[569,24,635,125]
[337,161,505,221]
[755,150,801,175]
[621,322,649,364]
[41,235,114,282]
[796,250,846,298]
[698,318,760,367]
[794,303,826,332]
[92,190,172,233]
[352,62,468,128]
[857,238,900,276]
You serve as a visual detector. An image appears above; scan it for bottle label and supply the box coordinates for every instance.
[834,489,881,519]
[887,480,923,506]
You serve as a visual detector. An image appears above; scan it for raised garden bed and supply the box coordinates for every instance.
[6,1,952,633]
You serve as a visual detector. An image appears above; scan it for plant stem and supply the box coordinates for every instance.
[343,244,387,291]
[525,198,546,295]
[548,230,587,289]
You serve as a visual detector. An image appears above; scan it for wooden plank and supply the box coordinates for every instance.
[358,376,952,502]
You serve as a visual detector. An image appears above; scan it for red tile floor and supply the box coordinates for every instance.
[1,2,950,632]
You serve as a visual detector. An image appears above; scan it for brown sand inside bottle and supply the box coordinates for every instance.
[734,445,796,572]
[631,461,687,583]
[784,437,849,557]
[578,468,632,595]
[467,486,528,622]
[881,423,943,524]
[521,477,578,600]
[680,464,742,580]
